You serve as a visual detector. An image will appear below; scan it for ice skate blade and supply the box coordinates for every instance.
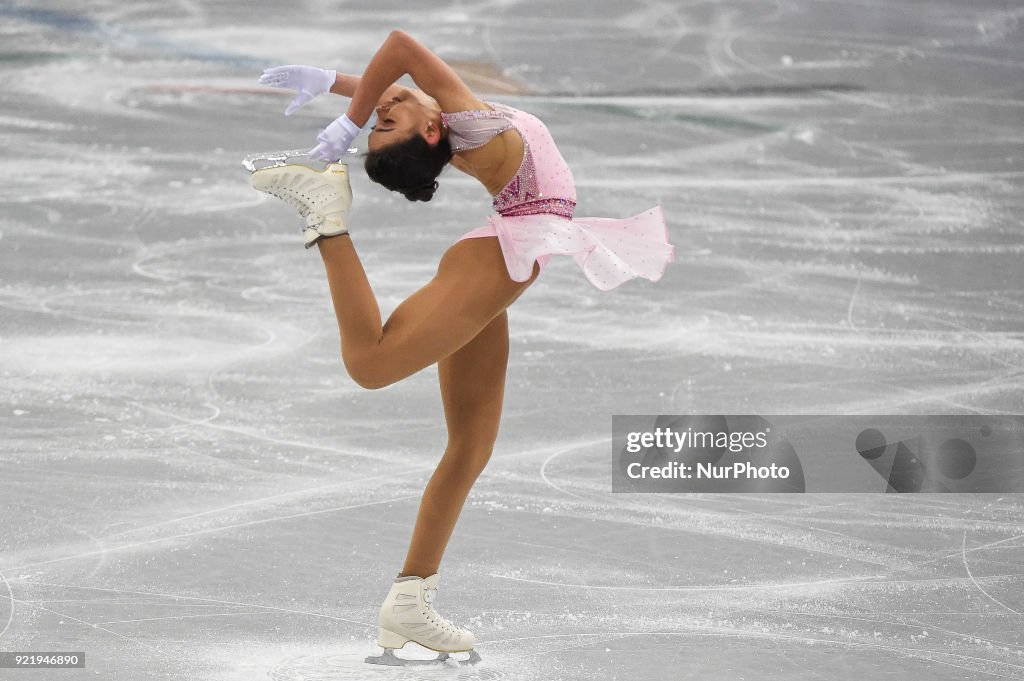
[241,147,358,173]
[364,648,482,667]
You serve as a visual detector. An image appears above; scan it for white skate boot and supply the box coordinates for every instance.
[245,150,352,249]
[364,573,481,667]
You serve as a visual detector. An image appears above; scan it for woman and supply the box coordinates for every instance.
[248,30,675,664]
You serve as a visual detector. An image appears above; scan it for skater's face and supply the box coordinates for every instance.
[368,91,442,152]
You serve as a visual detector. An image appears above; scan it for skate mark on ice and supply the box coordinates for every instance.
[5,493,421,573]
[539,440,603,501]
[481,630,1024,678]
[903,652,1023,681]
[105,465,434,539]
[961,530,1024,618]
[0,570,13,639]
[3,592,182,661]
[93,610,277,626]
[888,532,1024,575]
[10,581,373,628]
[130,400,400,465]
[489,572,883,592]
[846,271,862,331]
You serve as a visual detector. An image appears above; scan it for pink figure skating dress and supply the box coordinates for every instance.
[442,102,675,291]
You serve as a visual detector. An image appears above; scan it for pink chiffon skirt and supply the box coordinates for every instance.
[454,206,675,291]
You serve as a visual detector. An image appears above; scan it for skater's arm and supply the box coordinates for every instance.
[345,30,484,127]
[329,72,361,97]
[330,72,408,104]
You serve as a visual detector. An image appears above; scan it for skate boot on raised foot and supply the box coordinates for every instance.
[365,573,481,667]
[245,151,352,249]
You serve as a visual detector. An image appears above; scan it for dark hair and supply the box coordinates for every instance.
[364,133,453,202]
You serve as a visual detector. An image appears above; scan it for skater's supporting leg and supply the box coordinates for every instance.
[400,310,510,578]
[317,235,537,389]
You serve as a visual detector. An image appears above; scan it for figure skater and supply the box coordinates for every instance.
[246,30,675,665]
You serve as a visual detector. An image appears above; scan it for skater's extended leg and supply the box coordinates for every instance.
[318,235,537,389]
[400,308,510,578]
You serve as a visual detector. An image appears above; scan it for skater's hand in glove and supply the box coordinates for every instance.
[308,114,361,162]
[258,65,337,116]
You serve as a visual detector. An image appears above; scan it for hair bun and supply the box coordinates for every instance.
[403,180,439,202]
[363,134,451,202]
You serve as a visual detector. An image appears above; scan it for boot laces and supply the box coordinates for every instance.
[267,182,310,217]
[423,587,464,634]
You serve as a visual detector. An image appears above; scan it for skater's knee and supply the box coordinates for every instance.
[343,351,392,390]
[442,440,495,478]
[342,353,375,389]
[350,372,387,391]
[349,369,391,391]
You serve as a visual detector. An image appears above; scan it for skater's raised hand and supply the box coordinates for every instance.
[308,114,361,162]
[258,65,337,116]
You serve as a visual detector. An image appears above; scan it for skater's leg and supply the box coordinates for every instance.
[317,235,537,389]
[400,309,510,578]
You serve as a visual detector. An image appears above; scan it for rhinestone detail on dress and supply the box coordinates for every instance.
[499,197,577,219]
[442,108,576,219]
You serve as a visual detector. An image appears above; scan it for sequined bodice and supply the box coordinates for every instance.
[440,103,577,219]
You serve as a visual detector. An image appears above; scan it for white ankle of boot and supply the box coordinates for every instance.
[378,573,475,652]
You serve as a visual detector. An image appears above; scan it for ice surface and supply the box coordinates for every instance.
[1,1,1022,679]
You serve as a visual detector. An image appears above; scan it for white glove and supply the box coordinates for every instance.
[258,65,337,116]
[308,114,361,163]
